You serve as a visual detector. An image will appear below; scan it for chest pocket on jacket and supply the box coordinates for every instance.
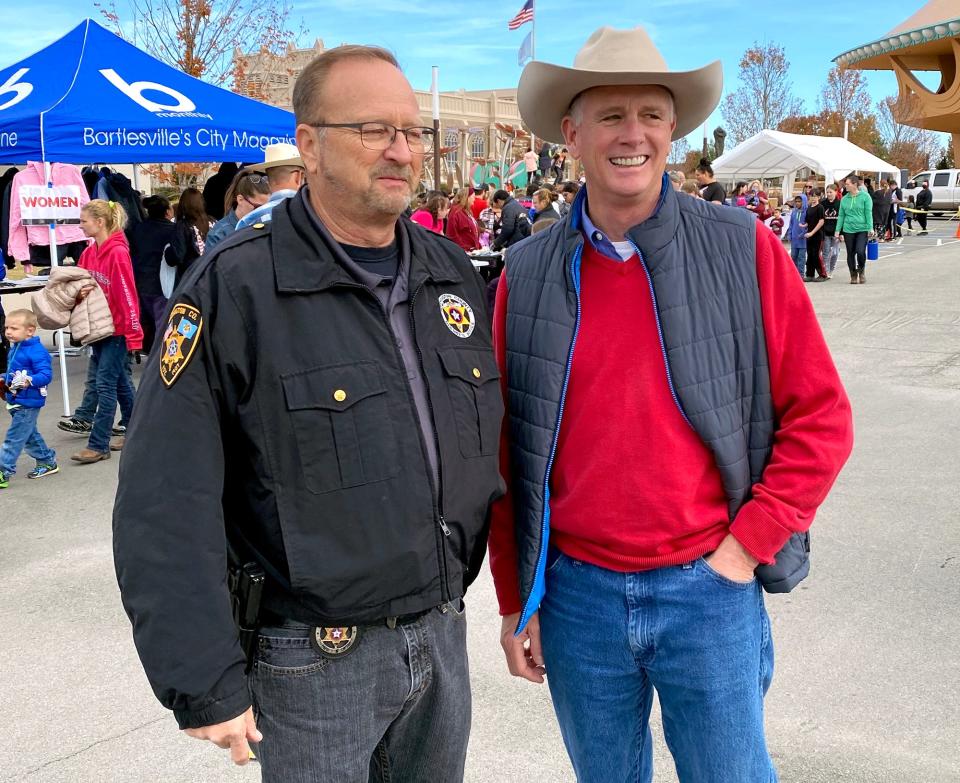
[281,362,398,494]
[437,347,502,458]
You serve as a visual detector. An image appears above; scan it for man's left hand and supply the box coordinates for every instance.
[704,534,759,583]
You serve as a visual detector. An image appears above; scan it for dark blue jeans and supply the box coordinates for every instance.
[249,605,470,782]
[1,406,55,475]
[75,349,134,427]
[539,548,777,783]
[87,336,135,453]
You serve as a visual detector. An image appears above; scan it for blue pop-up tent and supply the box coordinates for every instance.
[0,19,297,414]
[0,18,296,164]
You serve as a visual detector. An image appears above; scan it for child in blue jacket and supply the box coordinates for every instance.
[788,195,808,277]
[1,309,58,487]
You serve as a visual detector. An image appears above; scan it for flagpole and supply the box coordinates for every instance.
[530,0,536,163]
[431,66,441,190]
[531,0,536,61]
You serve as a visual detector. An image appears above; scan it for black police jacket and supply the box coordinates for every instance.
[113,194,505,729]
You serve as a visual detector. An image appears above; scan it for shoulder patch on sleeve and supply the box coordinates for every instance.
[160,303,204,388]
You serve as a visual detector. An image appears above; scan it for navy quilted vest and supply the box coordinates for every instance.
[505,183,809,631]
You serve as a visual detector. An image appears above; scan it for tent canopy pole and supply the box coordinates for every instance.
[43,159,71,417]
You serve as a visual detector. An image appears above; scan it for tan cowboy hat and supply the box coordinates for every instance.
[518,26,722,144]
[260,142,304,170]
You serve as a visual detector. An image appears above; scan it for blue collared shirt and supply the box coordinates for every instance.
[235,189,299,231]
[578,173,670,261]
[580,204,624,261]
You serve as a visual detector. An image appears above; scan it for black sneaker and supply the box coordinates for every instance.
[112,425,126,437]
[58,417,92,434]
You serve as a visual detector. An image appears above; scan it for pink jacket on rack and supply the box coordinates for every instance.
[8,161,90,261]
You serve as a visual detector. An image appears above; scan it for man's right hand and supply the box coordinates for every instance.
[500,611,545,684]
[184,706,262,766]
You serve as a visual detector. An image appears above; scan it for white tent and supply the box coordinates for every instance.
[711,130,900,196]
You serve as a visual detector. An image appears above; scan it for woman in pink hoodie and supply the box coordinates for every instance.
[410,193,449,234]
[72,200,143,464]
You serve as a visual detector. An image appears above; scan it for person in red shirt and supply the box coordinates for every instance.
[445,188,480,251]
[73,199,142,464]
[490,26,853,782]
[470,186,488,221]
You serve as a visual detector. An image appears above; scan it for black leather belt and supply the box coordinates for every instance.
[382,608,432,629]
[261,601,457,631]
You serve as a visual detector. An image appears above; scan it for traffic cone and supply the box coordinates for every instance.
[955,219,960,239]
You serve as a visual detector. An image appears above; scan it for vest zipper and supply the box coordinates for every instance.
[626,240,694,430]
[516,242,584,633]
[341,281,450,602]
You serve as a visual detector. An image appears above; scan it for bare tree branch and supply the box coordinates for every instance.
[99,0,303,86]
[819,67,871,118]
[720,42,805,145]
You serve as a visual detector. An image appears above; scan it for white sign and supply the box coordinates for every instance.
[19,185,83,225]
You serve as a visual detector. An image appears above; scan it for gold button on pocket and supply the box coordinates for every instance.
[333,389,347,402]
[472,368,481,379]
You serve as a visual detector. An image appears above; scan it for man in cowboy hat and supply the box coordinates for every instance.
[234,142,305,230]
[488,26,853,781]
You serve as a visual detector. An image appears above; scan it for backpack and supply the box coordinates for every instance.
[515,211,531,239]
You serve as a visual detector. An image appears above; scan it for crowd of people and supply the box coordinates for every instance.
[665,162,937,286]
[408,176,578,253]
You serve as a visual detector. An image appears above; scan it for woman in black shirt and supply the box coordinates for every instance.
[695,158,726,204]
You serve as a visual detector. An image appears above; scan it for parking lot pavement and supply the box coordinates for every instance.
[874,216,960,261]
[2,230,959,781]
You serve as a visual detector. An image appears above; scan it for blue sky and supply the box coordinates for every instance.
[0,0,937,150]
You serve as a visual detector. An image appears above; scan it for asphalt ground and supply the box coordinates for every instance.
[1,217,958,782]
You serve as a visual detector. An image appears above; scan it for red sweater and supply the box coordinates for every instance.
[79,231,144,352]
[488,223,853,615]
[445,205,480,252]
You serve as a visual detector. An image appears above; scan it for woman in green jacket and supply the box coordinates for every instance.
[836,174,874,284]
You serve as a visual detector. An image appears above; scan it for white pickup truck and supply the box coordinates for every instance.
[902,169,960,215]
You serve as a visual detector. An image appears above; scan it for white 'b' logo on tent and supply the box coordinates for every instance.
[100,68,196,114]
[0,68,34,112]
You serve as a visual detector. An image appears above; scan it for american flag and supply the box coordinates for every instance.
[508,0,534,30]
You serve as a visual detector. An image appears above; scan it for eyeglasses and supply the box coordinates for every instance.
[242,173,268,185]
[311,122,436,154]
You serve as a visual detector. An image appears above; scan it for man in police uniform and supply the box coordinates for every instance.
[113,45,503,782]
